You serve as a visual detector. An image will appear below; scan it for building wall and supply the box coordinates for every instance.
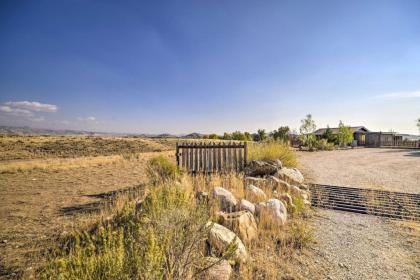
[366,132,396,147]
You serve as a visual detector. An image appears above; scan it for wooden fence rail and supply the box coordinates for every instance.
[176,142,247,173]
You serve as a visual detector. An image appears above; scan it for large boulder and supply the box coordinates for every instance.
[238,199,255,214]
[207,222,248,264]
[219,211,258,244]
[275,168,304,185]
[267,176,291,193]
[212,187,237,212]
[255,199,288,226]
[244,160,278,177]
[203,257,232,280]
[267,159,283,169]
[245,184,267,202]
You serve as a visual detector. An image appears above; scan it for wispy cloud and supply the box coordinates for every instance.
[77,116,96,121]
[0,105,33,116]
[373,90,420,100]
[5,101,58,112]
[0,101,58,122]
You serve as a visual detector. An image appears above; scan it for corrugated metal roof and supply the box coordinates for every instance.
[313,126,369,135]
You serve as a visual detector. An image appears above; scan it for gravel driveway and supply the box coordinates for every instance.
[297,148,420,193]
[296,148,420,280]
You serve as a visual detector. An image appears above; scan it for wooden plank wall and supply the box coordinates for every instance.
[176,142,248,173]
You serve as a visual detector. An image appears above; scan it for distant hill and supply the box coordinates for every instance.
[0,126,205,139]
[0,126,101,135]
[183,132,203,139]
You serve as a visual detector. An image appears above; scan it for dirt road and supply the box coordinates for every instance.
[297,148,420,280]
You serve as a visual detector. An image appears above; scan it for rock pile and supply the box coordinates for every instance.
[201,159,310,278]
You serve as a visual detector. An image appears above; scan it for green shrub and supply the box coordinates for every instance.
[40,185,221,279]
[287,220,313,249]
[314,139,335,151]
[248,141,297,167]
[146,155,179,185]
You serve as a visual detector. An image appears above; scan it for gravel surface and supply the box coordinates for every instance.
[295,148,420,280]
[303,209,420,280]
[297,148,420,194]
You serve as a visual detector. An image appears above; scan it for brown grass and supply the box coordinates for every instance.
[0,135,177,160]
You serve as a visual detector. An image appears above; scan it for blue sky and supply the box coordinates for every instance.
[1,0,419,134]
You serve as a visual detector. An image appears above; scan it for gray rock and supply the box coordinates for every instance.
[245,184,267,202]
[219,211,258,244]
[239,199,255,214]
[203,257,232,280]
[276,167,304,185]
[244,160,278,177]
[212,187,237,212]
[255,198,288,226]
[207,222,248,264]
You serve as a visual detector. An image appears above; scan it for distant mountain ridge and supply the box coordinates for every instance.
[0,126,204,138]
[0,126,101,135]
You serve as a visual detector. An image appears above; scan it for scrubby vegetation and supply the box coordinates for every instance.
[146,155,180,185]
[0,135,176,160]
[314,139,335,151]
[248,141,297,167]
[40,185,221,279]
[39,155,312,279]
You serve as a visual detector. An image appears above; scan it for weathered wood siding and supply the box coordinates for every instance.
[176,142,247,173]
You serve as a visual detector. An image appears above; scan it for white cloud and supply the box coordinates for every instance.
[5,101,58,112]
[373,90,420,100]
[0,105,33,116]
[77,116,96,121]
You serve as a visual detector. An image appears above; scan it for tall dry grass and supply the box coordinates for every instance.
[39,155,312,279]
[248,141,297,167]
[0,151,172,173]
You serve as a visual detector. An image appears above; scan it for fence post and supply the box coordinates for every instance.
[244,142,248,166]
[176,142,179,167]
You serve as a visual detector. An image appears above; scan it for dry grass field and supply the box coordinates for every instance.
[0,135,177,161]
[0,135,178,278]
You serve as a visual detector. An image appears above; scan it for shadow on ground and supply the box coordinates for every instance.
[404,150,420,157]
[59,184,145,216]
[376,148,420,157]
[60,201,105,215]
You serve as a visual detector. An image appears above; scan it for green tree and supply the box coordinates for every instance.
[231,131,246,141]
[223,132,232,140]
[299,114,317,149]
[321,126,336,143]
[208,133,219,140]
[337,121,353,147]
[272,126,290,142]
[244,132,252,141]
[257,129,267,142]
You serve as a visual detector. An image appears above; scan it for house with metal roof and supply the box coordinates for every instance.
[313,126,370,146]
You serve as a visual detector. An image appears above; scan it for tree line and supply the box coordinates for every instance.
[201,126,291,142]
